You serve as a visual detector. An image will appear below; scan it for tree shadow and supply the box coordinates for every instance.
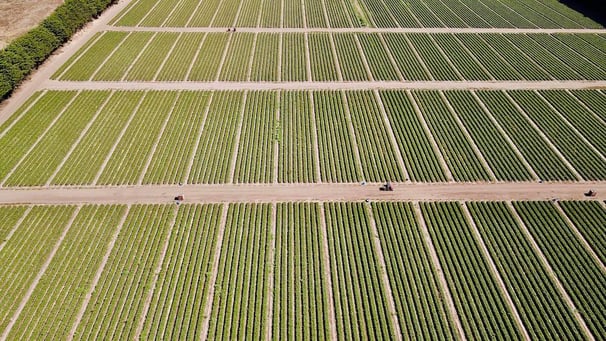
[558,0,606,26]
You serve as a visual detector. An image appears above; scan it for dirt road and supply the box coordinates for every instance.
[0,182,603,205]
[42,80,606,91]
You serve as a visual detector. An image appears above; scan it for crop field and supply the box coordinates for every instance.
[110,0,603,28]
[0,201,604,340]
[53,31,606,82]
[0,0,605,339]
[1,89,605,187]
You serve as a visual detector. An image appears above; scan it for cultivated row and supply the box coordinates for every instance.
[53,31,606,82]
[111,0,602,28]
[1,89,605,187]
[0,201,604,340]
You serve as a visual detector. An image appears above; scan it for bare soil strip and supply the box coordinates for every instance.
[0,206,81,341]
[506,202,595,341]
[460,203,531,341]
[103,26,606,34]
[133,205,179,339]
[199,204,229,341]
[365,204,403,340]
[413,202,467,341]
[318,203,338,341]
[553,203,606,272]
[0,182,603,205]
[40,80,606,91]
[67,205,131,340]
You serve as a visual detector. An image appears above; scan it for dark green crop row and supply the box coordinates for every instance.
[111,0,601,28]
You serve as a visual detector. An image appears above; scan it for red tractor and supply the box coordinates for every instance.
[380,181,393,191]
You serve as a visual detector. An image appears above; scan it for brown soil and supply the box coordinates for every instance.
[0,0,64,49]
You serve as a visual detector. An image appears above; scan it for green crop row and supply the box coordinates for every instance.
[2,201,605,339]
[74,204,176,340]
[273,202,332,340]
[233,91,277,183]
[558,201,606,265]
[141,204,223,340]
[7,205,126,340]
[467,202,586,340]
[513,201,606,339]
[0,206,77,332]
[207,203,272,340]
[54,32,606,82]
[110,0,601,28]
[325,202,397,339]
[2,89,605,186]
[372,202,458,340]
[421,202,523,340]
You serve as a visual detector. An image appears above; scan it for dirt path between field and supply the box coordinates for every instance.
[104,26,606,34]
[0,182,603,205]
[39,80,606,91]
